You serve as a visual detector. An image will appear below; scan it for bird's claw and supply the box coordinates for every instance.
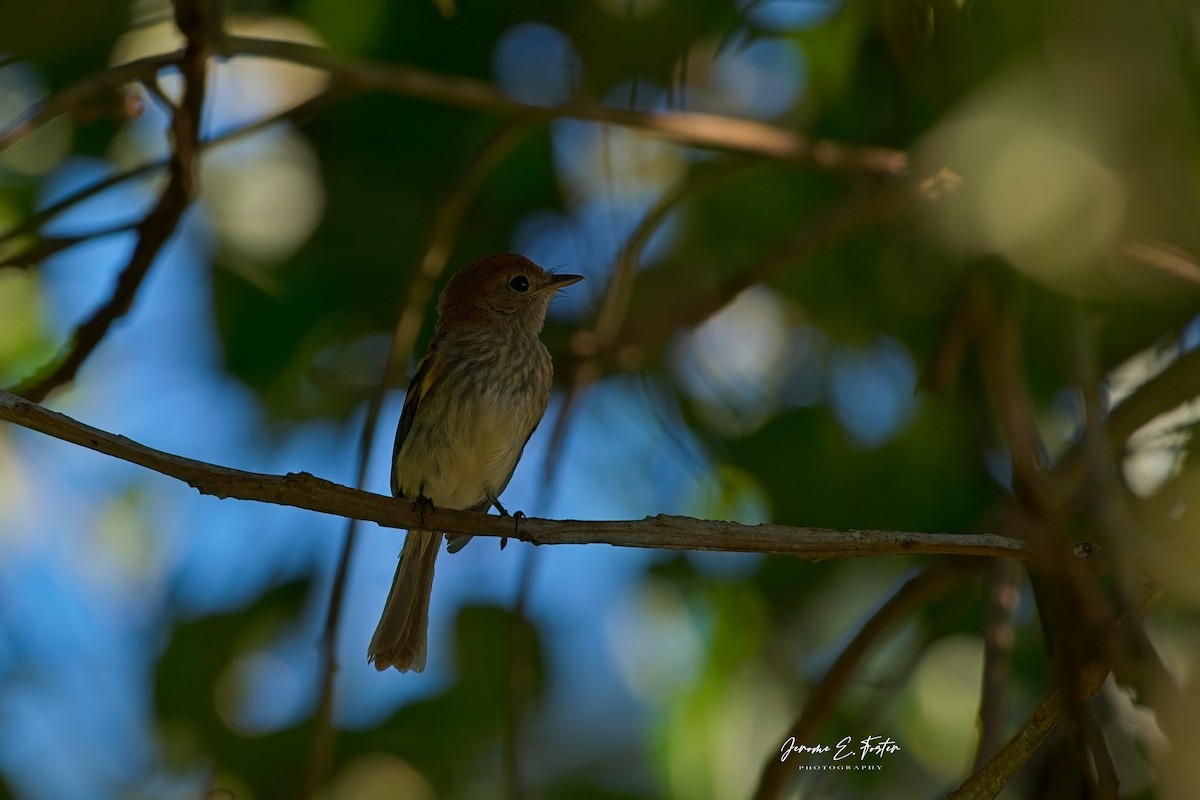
[500,511,526,549]
[411,494,436,526]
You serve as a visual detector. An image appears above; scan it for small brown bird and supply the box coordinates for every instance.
[368,253,582,672]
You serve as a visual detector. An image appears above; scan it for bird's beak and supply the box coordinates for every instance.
[545,273,584,290]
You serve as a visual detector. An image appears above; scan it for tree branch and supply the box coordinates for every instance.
[0,88,336,255]
[0,52,177,156]
[0,221,139,270]
[0,388,1032,559]
[1053,345,1200,506]
[948,584,1164,800]
[8,2,212,402]
[545,160,754,494]
[611,184,907,356]
[973,559,1021,770]
[2,36,905,177]
[221,35,908,177]
[948,659,1113,800]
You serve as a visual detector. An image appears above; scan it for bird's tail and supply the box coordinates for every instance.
[368,530,441,672]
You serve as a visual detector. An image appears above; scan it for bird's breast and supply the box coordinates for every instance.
[392,334,552,510]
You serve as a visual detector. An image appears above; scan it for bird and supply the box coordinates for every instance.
[368,253,583,672]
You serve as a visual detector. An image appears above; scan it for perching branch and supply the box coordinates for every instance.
[0,389,1033,560]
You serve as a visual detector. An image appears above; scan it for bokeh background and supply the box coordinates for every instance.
[1,0,1199,798]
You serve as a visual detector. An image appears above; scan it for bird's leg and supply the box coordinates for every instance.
[484,494,508,551]
[411,493,436,527]
[487,494,525,551]
[489,495,509,517]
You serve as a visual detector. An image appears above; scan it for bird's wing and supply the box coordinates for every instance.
[390,346,443,498]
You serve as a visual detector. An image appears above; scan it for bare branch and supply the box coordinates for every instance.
[1053,345,1200,506]
[0,52,176,156]
[2,36,906,176]
[8,3,213,402]
[949,585,1164,800]
[1120,238,1200,286]
[1081,705,1120,800]
[505,548,540,800]
[0,221,139,270]
[973,559,1021,770]
[612,185,907,355]
[949,660,1112,800]
[222,35,908,176]
[544,160,754,493]
[0,89,336,253]
[0,389,1033,559]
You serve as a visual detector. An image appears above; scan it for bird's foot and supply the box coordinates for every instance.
[486,495,512,549]
[411,494,436,526]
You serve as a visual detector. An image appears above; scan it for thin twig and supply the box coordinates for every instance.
[0,388,1038,560]
[547,186,901,474]
[0,51,178,156]
[45,35,905,176]
[972,559,1020,770]
[978,287,1117,798]
[0,88,337,250]
[1080,705,1120,800]
[1071,311,1183,745]
[1120,238,1200,286]
[219,35,909,176]
[3,36,907,177]
[752,562,982,800]
[505,547,540,800]
[0,221,139,270]
[0,163,160,250]
[543,160,756,493]
[949,660,1112,800]
[302,121,531,797]
[612,184,907,355]
[923,271,989,395]
[948,585,1165,800]
[1053,345,1200,506]
[976,284,1055,516]
[8,1,213,403]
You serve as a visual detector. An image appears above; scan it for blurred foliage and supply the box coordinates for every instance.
[2,0,1200,798]
[156,578,544,798]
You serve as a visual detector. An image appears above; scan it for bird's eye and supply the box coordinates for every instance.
[509,275,530,293]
